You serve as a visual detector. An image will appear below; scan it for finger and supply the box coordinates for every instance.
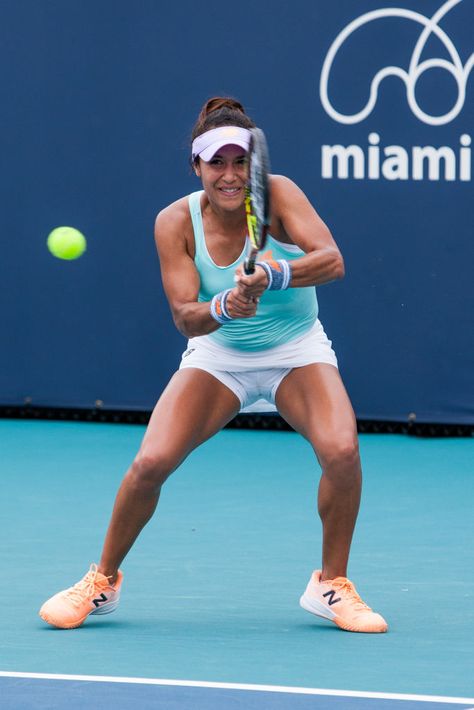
[236,273,252,286]
[233,301,258,315]
[227,296,256,317]
[236,282,256,297]
[234,266,245,284]
[232,294,249,307]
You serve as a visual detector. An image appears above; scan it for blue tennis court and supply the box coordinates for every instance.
[2,0,473,707]
[1,420,473,708]
[1,674,474,709]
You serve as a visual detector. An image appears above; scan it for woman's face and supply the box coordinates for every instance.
[195,144,248,211]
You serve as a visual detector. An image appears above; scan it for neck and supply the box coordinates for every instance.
[203,196,247,233]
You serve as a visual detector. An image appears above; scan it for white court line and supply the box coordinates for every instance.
[0,671,473,705]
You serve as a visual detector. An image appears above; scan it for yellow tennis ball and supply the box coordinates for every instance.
[47,226,87,260]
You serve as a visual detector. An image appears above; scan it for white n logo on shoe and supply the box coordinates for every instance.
[322,589,341,606]
[92,593,108,607]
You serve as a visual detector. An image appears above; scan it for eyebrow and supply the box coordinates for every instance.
[212,152,247,160]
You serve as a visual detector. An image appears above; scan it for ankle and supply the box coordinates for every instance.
[98,565,118,585]
[321,568,347,582]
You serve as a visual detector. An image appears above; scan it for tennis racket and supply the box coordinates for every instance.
[244,128,271,274]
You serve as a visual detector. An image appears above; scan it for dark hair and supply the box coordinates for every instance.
[191,96,255,163]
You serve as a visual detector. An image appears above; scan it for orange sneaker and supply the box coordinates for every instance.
[300,570,388,633]
[39,564,123,629]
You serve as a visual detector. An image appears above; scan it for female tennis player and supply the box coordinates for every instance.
[40,97,387,633]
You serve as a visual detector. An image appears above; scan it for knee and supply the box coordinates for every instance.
[317,433,360,475]
[127,450,176,492]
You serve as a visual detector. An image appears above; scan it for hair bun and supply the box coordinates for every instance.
[191,95,255,147]
[199,97,246,122]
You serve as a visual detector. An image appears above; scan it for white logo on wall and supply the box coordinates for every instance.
[319,0,473,181]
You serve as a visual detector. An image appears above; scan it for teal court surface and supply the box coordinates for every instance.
[0,420,473,708]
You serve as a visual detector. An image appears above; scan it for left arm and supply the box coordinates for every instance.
[270,175,344,286]
[236,175,344,296]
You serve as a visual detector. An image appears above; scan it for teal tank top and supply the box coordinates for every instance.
[189,190,318,351]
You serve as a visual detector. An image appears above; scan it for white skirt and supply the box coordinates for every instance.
[179,319,338,412]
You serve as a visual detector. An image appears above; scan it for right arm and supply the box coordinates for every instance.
[154,204,256,339]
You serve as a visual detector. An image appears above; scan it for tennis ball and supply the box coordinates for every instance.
[47,226,87,260]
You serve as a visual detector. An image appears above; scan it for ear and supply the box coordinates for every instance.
[193,159,201,177]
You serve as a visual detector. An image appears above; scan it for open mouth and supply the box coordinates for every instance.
[218,187,241,196]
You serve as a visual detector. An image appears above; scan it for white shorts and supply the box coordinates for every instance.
[179,320,338,412]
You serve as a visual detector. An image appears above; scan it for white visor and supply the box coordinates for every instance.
[192,126,251,162]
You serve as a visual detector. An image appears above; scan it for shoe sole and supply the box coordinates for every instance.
[299,594,387,634]
[39,598,120,630]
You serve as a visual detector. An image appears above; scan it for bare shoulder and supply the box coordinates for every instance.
[154,196,190,240]
[269,174,310,205]
[269,174,319,227]
[154,196,198,261]
[268,175,332,249]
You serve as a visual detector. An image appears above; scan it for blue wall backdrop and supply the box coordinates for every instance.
[1,0,472,423]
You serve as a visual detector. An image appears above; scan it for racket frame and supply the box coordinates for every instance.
[244,128,271,275]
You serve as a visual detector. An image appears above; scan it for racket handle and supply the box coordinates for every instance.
[244,256,256,275]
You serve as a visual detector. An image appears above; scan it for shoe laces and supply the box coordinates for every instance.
[65,564,108,608]
[331,578,372,613]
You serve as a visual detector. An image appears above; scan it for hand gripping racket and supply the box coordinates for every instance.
[244,128,271,275]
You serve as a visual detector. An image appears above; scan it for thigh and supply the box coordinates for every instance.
[275,364,358,453]
[140,368,241,465]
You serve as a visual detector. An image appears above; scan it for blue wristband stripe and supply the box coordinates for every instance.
[256,261,273,288]
[256,259,292,290]
[280,259,292,290]
[210,288,233,324]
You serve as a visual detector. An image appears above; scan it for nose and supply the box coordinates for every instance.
[222,162,237,183]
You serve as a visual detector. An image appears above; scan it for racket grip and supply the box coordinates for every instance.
[244,257,256,275]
